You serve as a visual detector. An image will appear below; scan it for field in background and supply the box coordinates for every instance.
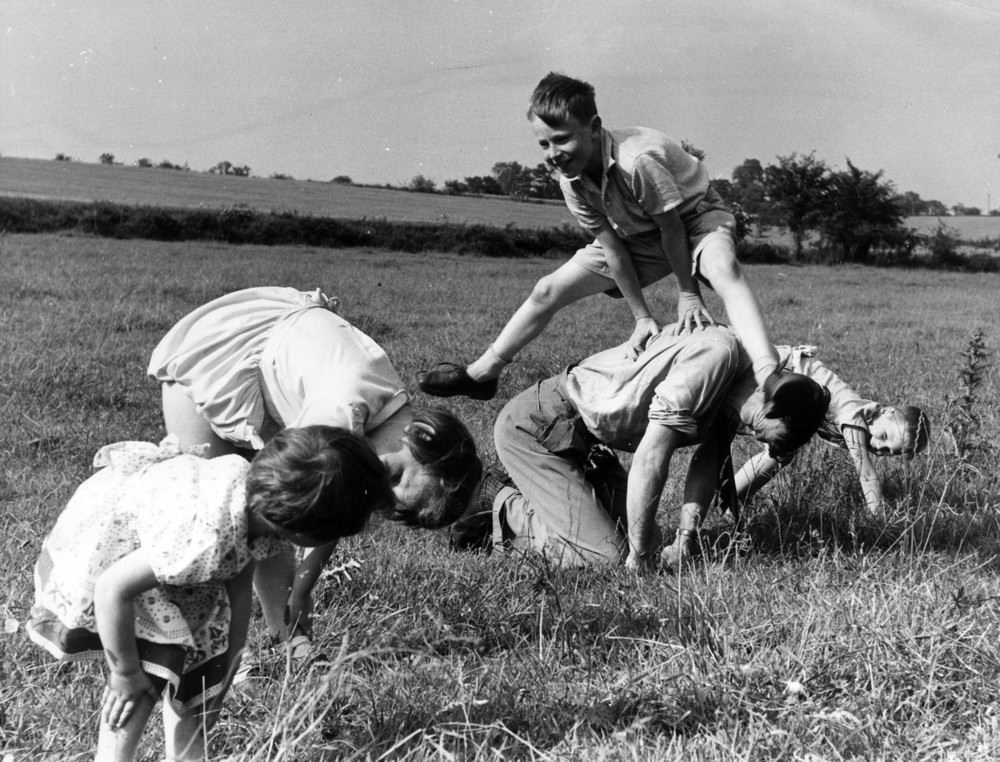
[3,156,997,241]
[0,156,574,230]
[2,234,999,760]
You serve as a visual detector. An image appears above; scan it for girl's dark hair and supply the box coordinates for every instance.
[389,408,483,530]
[527,71,598,127]
[246,425,394,543]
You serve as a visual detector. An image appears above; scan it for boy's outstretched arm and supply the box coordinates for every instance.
[734,448,783,503]
[651,209,716,333]
[842,425,886,517]
[625,423,685,572]
[592,224,660,358]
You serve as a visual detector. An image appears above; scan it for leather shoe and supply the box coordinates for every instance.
[417,362,499,400]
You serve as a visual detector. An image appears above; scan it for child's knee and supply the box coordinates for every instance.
[700,247,742,287]
[528,274,568,312]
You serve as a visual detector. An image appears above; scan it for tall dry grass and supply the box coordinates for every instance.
[1,234,999,760]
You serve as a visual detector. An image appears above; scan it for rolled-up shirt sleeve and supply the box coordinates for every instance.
[647,338,740,440]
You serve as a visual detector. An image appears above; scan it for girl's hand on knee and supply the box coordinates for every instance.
[102,670,158,729]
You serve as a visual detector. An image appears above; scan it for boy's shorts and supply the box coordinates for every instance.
[570,189,736,298]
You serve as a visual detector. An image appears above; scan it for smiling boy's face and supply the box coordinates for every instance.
[529,113,602,182]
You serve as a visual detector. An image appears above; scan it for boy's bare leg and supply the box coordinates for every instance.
[465,261,614,380]
[161,383,242,458]
[419,261,615,400]
[695,241,779,387]
[696,239,822,420]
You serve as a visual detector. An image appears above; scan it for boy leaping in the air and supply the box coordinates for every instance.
[418,72,812,416]
[733,344,931,518]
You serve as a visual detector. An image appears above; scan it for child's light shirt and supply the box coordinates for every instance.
[777,345,879,445]
[27,438,286,709]
[259,304,408,438]
[559,127,711,237]
[149,287,409,448]
[563,326,744,451]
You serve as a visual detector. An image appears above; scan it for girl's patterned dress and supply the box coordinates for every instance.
[26,437,285,710]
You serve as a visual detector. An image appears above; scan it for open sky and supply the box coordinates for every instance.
[3,0,999,209]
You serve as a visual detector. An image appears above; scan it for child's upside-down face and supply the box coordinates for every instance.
[868,407,909,456]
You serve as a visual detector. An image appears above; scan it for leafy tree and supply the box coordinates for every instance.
[136,157,153,168]
[443,179,467,195]
[209,161,251,177]
[99,153,116,165]
[54,153,74,162]
[732,158,764,189]
[818,159,905,263]
[898,190,925,216]
[491,161,533,198]
[331,175,353,184]
[712,178,735,203]
[764,152,830,260]
[923,199,949,216]
[952,204,981,216]
[463,175,503,196]
[730,158,771,223]
[528,163,561,199]
[408,174,436,193]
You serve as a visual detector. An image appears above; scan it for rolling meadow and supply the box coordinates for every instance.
[1,166,1000,760]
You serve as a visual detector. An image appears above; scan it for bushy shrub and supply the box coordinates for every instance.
[736,240,790,264]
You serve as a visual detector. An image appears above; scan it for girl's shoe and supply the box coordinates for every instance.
[417,363,499,400]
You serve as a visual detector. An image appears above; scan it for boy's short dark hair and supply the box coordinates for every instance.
[527,72,598,127]
[900,405,931,458]
[388,408,483,530]
[246,425,394,543]
[762,381,831,461]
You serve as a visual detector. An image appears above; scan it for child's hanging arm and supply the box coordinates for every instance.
[842,425,886,517]
[592,224,660,359]
[93,549,162,730]
[652,209,716,334]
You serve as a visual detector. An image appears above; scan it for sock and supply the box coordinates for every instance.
[751,358,778,388]
[468,345,512,381]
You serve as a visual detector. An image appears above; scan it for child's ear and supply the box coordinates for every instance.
[589,115,602,134]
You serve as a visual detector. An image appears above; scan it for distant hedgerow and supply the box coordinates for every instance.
[0,197,588,258]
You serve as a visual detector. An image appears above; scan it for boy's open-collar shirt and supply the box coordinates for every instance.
[559,126,712,240]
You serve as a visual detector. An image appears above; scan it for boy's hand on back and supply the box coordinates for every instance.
[626,316,660,360]
[670,291,716,335]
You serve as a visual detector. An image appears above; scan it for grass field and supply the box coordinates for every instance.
[0,157,575,230]
[2,233,1000,760]
[3,156,998,242]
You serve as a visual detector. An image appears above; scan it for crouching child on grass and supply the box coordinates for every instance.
[26,426,392,762]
